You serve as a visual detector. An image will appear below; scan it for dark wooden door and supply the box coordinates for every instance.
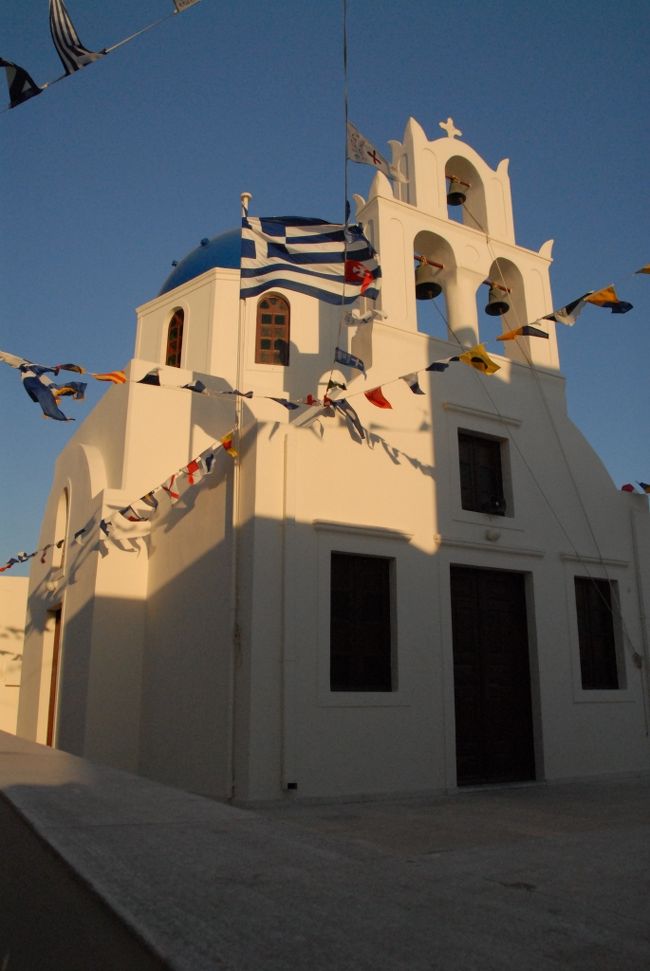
[451,566,535,786]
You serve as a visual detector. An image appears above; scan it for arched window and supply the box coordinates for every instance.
[52,487,69,571]
[255,294,290,365]
[165,309,184,367]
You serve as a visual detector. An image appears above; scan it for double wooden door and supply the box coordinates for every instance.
[451,566,535,786]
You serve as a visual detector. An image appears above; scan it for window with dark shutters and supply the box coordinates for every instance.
[574,577,620,690]
[458,431,506,515]
[330,552,393,691]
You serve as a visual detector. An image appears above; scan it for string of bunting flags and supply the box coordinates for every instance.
[0,427,237,575]
[0,227,646,565]
[0,255,645,430]
[1,0,201,110]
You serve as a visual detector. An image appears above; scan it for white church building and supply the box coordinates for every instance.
[17,118,650,801]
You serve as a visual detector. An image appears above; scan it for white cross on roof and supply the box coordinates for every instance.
[439,117,462,139]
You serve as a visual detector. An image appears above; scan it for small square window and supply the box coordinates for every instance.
[574,577,621,689]
[330,552,393,691]
[458,431,506,516]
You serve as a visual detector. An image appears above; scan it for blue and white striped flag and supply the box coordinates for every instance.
[240,216,381,305]
[49,0,105,75]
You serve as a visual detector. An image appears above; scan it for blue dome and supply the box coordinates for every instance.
[159,228,241,295]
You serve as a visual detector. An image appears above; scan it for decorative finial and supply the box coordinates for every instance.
[240,191,252,216]
[439,117,462,139]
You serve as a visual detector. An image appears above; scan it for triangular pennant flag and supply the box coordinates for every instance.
[184,459,202,486]
[220,432,238,458]
[138,369,161,386]
[52,380,87,401]
[0,58,42,108]
[364,387,392,409]
[225,389,254,398]
[458,344,500,374]
[199,452,217,476]
[331,398,366,440]
[425,360,450,373]
[55,362,86,374]
[92,370,126,384]
[543,294,589,326]
[99,519,112,536]
[402,373,425,395]
[326,380,347,394]
[497,324,549,341]
[182,380,206,394]
[638,482,650,494]
[634,265,650,275]
[140,491,159,510]
[621,484,636,492]
[162,475,180,503]
[268,397,300,411]
[584,285,633,314]
[40,544,53,564]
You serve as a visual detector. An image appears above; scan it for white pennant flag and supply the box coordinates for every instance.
[346,122,407,183]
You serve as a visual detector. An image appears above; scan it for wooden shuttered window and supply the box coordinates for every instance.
[458,431,506,516]
[330,552,393,692]
[574,577,620,690]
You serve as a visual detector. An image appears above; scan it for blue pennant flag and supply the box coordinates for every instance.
[335,347,366,375]
[331,398,366,440]
[19,363,73,421]
[268,397,300,411]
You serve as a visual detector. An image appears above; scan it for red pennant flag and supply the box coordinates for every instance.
[185,459,201,485]
[364,387,392,409]
[92,370,127,384]
[345,259,374,294]
[162,475,180,502]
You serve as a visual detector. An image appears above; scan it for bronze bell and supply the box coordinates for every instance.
[415,261,442,300]
[485,285,510,316]
[447,178,467,206]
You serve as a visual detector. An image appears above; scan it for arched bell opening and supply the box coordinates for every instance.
[413,230,455,340]
[480,259,528,351]
[445,157,487,231]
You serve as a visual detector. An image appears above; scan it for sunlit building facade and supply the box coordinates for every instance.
[18,119,650,800]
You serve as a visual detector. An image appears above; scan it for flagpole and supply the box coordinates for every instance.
[342,0,350,227]
[226,190,251,800]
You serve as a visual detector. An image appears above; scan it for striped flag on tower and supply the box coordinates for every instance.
[240,216,381,305]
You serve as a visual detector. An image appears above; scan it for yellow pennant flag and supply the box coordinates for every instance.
[458,343,500,374]
[220,431,238,458]
[584,285,632,313]
[635,264,650,274]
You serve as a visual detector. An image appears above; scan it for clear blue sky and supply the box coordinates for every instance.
[1,0,648,574]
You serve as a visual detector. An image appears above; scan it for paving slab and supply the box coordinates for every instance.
[1,732,649,970]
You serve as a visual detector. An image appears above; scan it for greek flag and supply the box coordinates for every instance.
[240,216,381,305]
[49,0,105,75]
